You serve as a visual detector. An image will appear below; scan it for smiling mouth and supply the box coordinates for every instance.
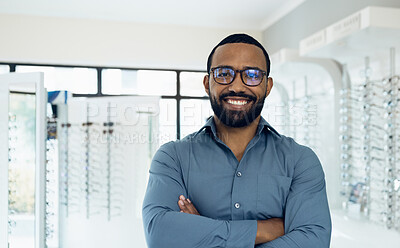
[226,99,249,106]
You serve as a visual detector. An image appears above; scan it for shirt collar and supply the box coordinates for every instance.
[195,116,281,138]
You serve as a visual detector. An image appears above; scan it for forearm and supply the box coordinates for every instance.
[255,218,284,245]
[143,207,257,248]
[255,225,331,248]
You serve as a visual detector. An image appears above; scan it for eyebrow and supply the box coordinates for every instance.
[243,66,263,71]
[214,65,264,71]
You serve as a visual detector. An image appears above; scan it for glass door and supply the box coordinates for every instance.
[0,72,46,248]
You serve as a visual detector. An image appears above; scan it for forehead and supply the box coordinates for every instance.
[212,43,267,70]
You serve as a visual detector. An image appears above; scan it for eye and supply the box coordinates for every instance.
[244,69,261,79]
[215,68,234,78]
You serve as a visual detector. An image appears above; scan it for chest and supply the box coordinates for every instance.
[183,145,292,221]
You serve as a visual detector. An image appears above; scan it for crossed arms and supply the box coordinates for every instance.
[142,143,332,248]
[177,194,284,245]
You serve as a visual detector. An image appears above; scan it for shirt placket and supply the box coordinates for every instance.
[230,134,261,220]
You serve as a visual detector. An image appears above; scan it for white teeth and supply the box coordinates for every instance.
[227,99,248,106]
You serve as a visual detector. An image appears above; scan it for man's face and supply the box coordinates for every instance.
[203,43,273,127]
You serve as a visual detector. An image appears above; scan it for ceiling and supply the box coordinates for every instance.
[0,0,307,30]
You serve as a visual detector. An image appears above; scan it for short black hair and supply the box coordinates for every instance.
[206,33,271,76]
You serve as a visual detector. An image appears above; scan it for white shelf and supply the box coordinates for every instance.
[270,48,300,67]
[270,48,334,93]
[300,6,400,75]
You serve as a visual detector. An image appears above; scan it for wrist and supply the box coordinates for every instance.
[255,220,269,244]
[255,218,284,245]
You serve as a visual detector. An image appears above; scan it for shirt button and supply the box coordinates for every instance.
[236,171,242,177]
[234,203,240,209]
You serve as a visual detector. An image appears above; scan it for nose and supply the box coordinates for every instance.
[228,73,246,93]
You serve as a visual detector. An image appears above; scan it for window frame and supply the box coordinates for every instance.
[0,62,209,139]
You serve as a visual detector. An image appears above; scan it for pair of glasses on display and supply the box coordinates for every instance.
[363,133,400,143]
[382,75,400,86]
[339,106,380,115]
[340,124,383,135]
[368,170,393,182]
[382,89,400,97]
[340,143,385,152]
[359,123,388,133]
[339,96,366,106]
[369,197,394,210]
[210,66,267,86]
[342,164,367,176]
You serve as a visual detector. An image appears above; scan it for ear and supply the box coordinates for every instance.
[265,77,273,97]
[203,74,210,96]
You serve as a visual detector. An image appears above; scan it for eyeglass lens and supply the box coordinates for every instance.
[213,67,263,86]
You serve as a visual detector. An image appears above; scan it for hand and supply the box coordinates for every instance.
[255,218,284,244]
[178,195,200,215]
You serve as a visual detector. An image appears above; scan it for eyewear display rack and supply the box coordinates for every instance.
[57,96,159,248]
[46,117,59,248]
[7,113,17,240]
[288,78,324,152]
[59,103,125,221]
[300,6,400,230]
[339,56,399,227]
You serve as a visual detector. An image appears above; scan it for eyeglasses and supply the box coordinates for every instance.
[210,66,267,86]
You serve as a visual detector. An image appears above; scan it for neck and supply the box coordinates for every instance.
[214,115,261,158]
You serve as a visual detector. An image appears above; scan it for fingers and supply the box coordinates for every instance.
[178,195,200,215]
[178,195,187,212]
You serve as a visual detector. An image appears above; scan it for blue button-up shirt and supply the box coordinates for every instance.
[142,117,331,248]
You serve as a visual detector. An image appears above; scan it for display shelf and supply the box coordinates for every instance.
[331,209,400,247]
[300,6,400,76]
[300,6,400,231]
[271,48,336,96]
[270,48,300,68]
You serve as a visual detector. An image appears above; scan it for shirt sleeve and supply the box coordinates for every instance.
[256,147,332,248]
[142,142,258,248]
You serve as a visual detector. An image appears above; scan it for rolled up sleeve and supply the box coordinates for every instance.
[142,142,258,248]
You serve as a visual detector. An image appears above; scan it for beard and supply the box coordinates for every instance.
[210,91,266,128]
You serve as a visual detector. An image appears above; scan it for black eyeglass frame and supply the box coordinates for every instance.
[209,66,268,87]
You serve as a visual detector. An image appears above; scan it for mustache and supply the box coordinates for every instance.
[219,92,257,102]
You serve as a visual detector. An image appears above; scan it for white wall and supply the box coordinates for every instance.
[0,14,262,70]
[262,0,400,53]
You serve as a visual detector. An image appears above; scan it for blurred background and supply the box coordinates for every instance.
[1,0,400,247]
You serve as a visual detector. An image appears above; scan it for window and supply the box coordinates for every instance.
[16,66,97,94]
[0,65,9,74]
[180,72,207,97]
[102,69,176,96]
[159,99,177,144]
[180,99,213,138]
[3,62,208,141]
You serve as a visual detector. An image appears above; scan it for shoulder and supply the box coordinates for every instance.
[153,131,202,163]
[152,141,178,165]
[290,140,323,178]
[270,133,322,175]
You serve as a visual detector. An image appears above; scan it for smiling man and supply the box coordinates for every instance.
[142,34,331,248]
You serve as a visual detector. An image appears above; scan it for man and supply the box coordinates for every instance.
[142,33,331,247]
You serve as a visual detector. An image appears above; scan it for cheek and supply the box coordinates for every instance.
[209,84,225,97]
[259,85,268,98]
